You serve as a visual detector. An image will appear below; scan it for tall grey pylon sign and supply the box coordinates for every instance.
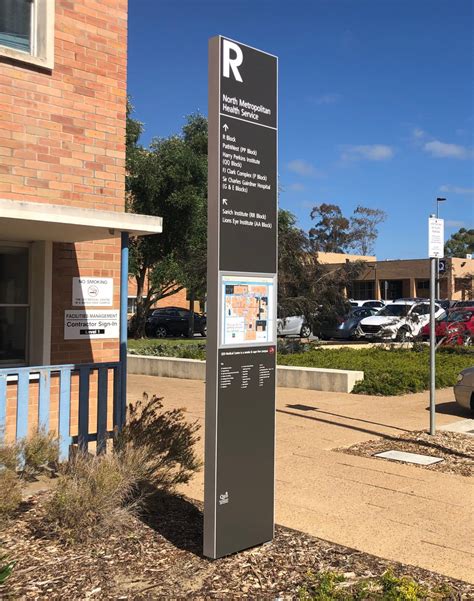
[204,36,278,559]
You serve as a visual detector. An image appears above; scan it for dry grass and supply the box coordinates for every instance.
[19,428,58,474]
[0,469,22,522]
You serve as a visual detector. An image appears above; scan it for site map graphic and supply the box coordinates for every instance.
[221,276,275,346]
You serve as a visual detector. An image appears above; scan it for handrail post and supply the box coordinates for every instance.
[120,231,129,429]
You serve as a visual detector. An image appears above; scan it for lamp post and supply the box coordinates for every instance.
[435,197,446,298]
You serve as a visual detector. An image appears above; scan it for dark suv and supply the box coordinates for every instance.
[145,307,206,338]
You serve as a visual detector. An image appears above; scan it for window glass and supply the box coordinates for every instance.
[0,246,29,304]
[0,307,27,363]
[0,0,32,53]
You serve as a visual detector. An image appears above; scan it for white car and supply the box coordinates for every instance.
[277,315,311,338]
[359,301,445,341]
[349,299,386,309]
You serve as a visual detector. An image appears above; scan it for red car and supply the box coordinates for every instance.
[421,308,474,345]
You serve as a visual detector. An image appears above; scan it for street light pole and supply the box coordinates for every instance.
[435,197,446,298]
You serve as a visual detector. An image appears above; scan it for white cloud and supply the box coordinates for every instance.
[439,184,474,197]
[423,140,472,159]
[287,182,306,192]
[314,93,342,105]
[412,127,426,140]
[287,160,325,178]
[341,144,394,162]
[446,220,467,228]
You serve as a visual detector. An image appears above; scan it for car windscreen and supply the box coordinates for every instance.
[448,311,473,322]
[378,305,410,317]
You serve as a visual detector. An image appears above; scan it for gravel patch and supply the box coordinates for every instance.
[1,491,472,599]
[337,430,474,477]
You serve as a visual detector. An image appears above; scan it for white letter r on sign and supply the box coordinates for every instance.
[223,39,243,83]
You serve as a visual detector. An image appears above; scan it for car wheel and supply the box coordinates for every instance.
[396,327,410,342]
[154,326,168,338]
[300,324,311,338]
[200,326,207,337]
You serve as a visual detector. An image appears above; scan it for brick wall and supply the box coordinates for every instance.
[0,0,128,440]
[0,0,128,366]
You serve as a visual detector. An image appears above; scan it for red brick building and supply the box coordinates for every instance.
[0,0,162,450]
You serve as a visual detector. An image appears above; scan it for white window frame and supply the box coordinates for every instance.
[0,0,55,70]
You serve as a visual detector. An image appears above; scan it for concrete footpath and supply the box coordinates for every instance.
[128,374,474,583]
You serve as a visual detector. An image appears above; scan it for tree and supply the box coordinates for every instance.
[126,108,207,337]
[444,228,474,258]
[309,204,351,252]
[348,206,387,255]
[278,209,365,334]
[309,203,386,255]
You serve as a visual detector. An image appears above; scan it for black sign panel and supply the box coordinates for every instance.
[205,36,278,560]
[218,38,277,274]
[215,346,275,557]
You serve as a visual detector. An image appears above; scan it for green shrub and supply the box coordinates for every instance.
[0,552,14,585]
[116,392,202,490]
[298,569,449,600]
[279,347,473,396]
[44,393,201,542]
[19,428,58,474]
[128,341,206,360]
[0,468,22,522]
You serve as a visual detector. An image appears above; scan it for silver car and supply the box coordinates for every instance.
[277,315,311,338]
[454,367,474,413]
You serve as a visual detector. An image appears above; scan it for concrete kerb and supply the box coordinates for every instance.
[127,354,364,393]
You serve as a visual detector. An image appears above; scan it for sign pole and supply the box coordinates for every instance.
[204,36,278,559]
[429,255,436,435]
[428,214,444,436]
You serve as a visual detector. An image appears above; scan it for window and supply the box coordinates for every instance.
[0,0,55,69]
[0,244,29,365]
[350,280,375,300]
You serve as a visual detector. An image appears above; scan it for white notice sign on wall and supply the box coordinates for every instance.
[72,277,113,306]
[428,217,444,258]
[64,310,119,340]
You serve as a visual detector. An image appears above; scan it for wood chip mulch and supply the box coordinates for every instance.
[1,491,473,600]
[336,430,474,477]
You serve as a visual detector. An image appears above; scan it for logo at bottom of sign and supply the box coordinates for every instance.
[218,491,229,506]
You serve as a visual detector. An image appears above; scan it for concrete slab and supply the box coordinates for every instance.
[127,375,474,583]
[374,450,444,465]
[439,419,474,436]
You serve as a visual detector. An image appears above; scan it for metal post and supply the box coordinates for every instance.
[429,256,436,435]
[120,231,129,428]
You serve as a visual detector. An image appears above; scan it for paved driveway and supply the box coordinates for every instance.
[128,375,474,583]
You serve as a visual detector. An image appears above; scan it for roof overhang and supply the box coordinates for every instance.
[0,199,162,243]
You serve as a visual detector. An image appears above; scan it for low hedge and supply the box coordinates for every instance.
[279,347,473,395]
[128,340,473,396]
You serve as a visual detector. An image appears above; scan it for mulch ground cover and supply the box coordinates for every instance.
[1,491,473,600]
[337,430,474,477]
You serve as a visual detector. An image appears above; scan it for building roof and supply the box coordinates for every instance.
[0,198,162,243]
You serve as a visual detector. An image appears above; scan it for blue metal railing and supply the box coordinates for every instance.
[0,361,122,461]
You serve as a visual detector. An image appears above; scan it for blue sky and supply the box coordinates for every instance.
[128,0,473,260]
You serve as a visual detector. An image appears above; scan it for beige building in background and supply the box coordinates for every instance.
[318,253,474,301]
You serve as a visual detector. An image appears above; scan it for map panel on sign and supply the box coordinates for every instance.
[220,275,275,347]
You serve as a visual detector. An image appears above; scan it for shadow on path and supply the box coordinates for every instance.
[430,401,471,418]
[277,408,473,459]
[285,404,409,432]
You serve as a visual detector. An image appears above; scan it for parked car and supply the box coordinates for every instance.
[359,301,445,341]
[420,308,474,345]
[319,306,379,340]
[454,367,474,413]
[277,315,311,338]
[349,299,385,309]
[453,300,474,309]
[145,307,207,338]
